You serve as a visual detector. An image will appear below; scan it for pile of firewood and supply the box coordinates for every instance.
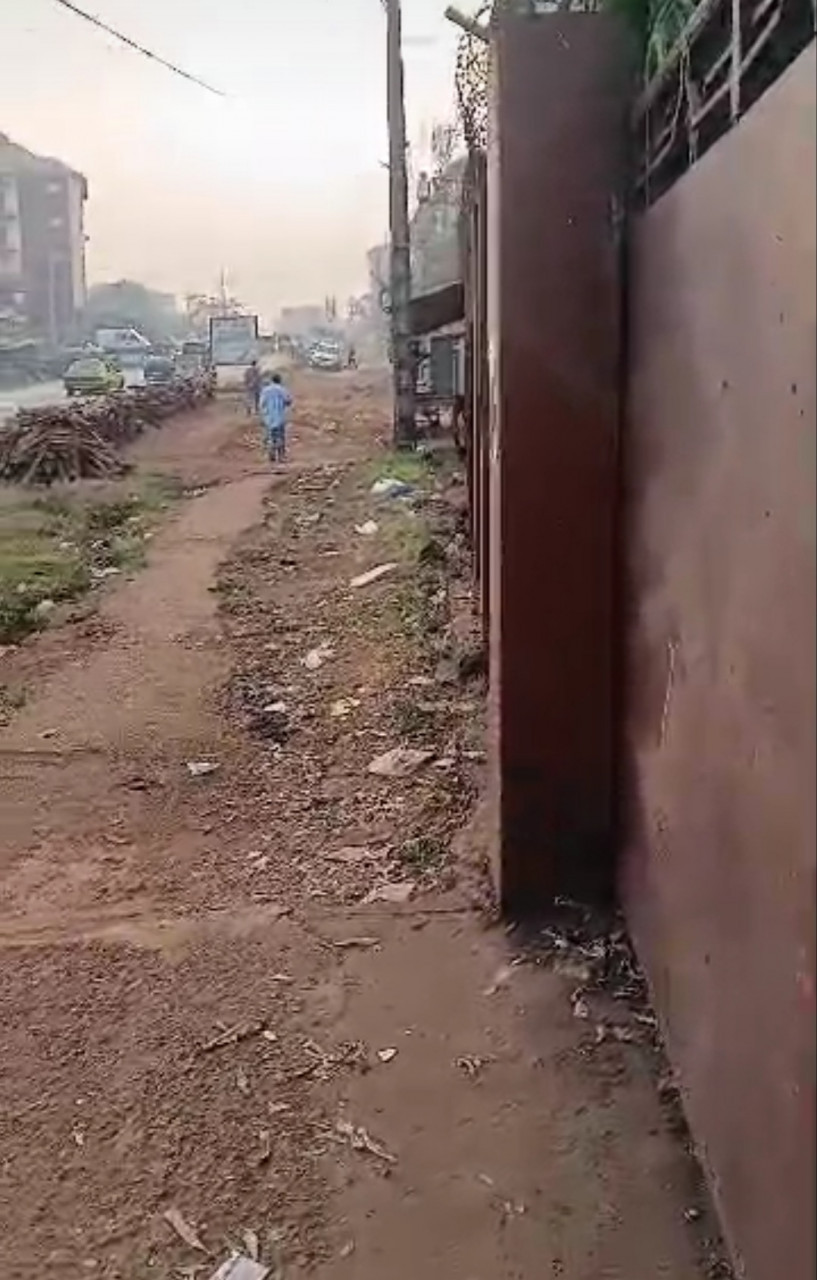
[0,375,215,485]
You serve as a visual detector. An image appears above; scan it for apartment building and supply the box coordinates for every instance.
[0,132,88,343]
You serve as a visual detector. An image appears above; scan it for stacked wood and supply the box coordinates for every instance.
[0,375,214,485]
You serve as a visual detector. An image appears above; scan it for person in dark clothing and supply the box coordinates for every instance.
[243,360,262,415]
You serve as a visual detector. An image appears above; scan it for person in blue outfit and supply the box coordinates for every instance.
[258,372,293,463]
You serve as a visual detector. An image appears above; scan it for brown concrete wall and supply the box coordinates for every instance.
[623,43,816,1280]
[487,12,632,910]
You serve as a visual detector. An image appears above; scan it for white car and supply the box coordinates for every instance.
[308,340,344,372]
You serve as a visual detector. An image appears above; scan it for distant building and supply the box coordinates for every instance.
[367,243,390,307]
[410,157,465,298]
[0,133,88,344]
[278,305,327,337]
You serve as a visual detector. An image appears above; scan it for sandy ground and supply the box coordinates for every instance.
[0,372,725,1280]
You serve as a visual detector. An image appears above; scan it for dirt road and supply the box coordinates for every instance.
[0,374,722,1279]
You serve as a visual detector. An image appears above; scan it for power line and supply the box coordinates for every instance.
[50,0,226,97]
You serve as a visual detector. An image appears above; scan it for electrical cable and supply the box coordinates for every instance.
[50,0,226,97]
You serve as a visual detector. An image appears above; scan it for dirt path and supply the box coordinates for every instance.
[0,374,722,1280]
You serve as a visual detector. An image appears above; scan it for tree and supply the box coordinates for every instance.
[184,293,245,336]
[83,281,183,342]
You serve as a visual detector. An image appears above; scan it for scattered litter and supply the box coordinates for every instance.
[288,1038,366,1082]
[241,1229,260,1261]
[186,760,221,779]
[455,1054,488,1080]
[363,881,415,905]
[164,1207,208,1253]
[327,845,378,865]
[349,562,398,590]
[368,746,435,778]
[593,1021,634,1044]
[330,697,361,719]
[246,853,270,872]
[571,995,591,1020]
[255,1129,273,1166]
[335,1118,397,1165]
[303,642,334,671]
[333,936,381,950]
[476,1172,496,1188]
[355,520,379,536]
[208,1256,269,1280]
[33,597,56,621]
[339,1240,356,1258]
[200,1021,265,1053]
[370,477,412,499]
[377,1047,398,1064]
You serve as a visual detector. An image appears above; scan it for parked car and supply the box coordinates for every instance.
[63,355,125,397]
[144,355,177,387]
[307,339,344,372]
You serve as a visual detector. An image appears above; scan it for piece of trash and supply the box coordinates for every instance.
[33,597,56,621]
[339,1240,356,1258]
[455,1054,488,1080]
[200,1021,265,1053]
[333,936,381,950]
[368,746,435,778]
[377,1047,398,1064]
[236,1067,251,1096]
[483,965,515,996]
[209,1257,269,1280]
[303,642,334,671]
[349,562,398,590]
[186,760,221,778]
[164,1207,208,1253]
[247,854,270,872]
[571,995,591,1020]
[363,881,415,905]
[255,1129,273,1166]
[476,1172,496,1188]
[371,477,412,499]
[72,1126,85,1147]
[241,1230,260,1261]
[327,845,377,864]
[355,520,379,536]
[330,697,361,719]
[335,1118,397,1165]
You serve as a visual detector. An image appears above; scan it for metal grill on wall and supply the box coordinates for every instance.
[635,0,816,205]
[455,4,493,153]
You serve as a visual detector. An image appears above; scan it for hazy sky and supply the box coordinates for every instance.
[0,0,461,322]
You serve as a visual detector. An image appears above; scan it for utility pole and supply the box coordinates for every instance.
[384,0,416,447]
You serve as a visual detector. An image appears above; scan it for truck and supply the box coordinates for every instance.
[94,327,151,369]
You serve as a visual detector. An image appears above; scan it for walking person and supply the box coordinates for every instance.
[243,359,262,416]
[259,372,293,464]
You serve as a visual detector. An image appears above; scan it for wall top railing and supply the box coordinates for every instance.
[634,0,816,204]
